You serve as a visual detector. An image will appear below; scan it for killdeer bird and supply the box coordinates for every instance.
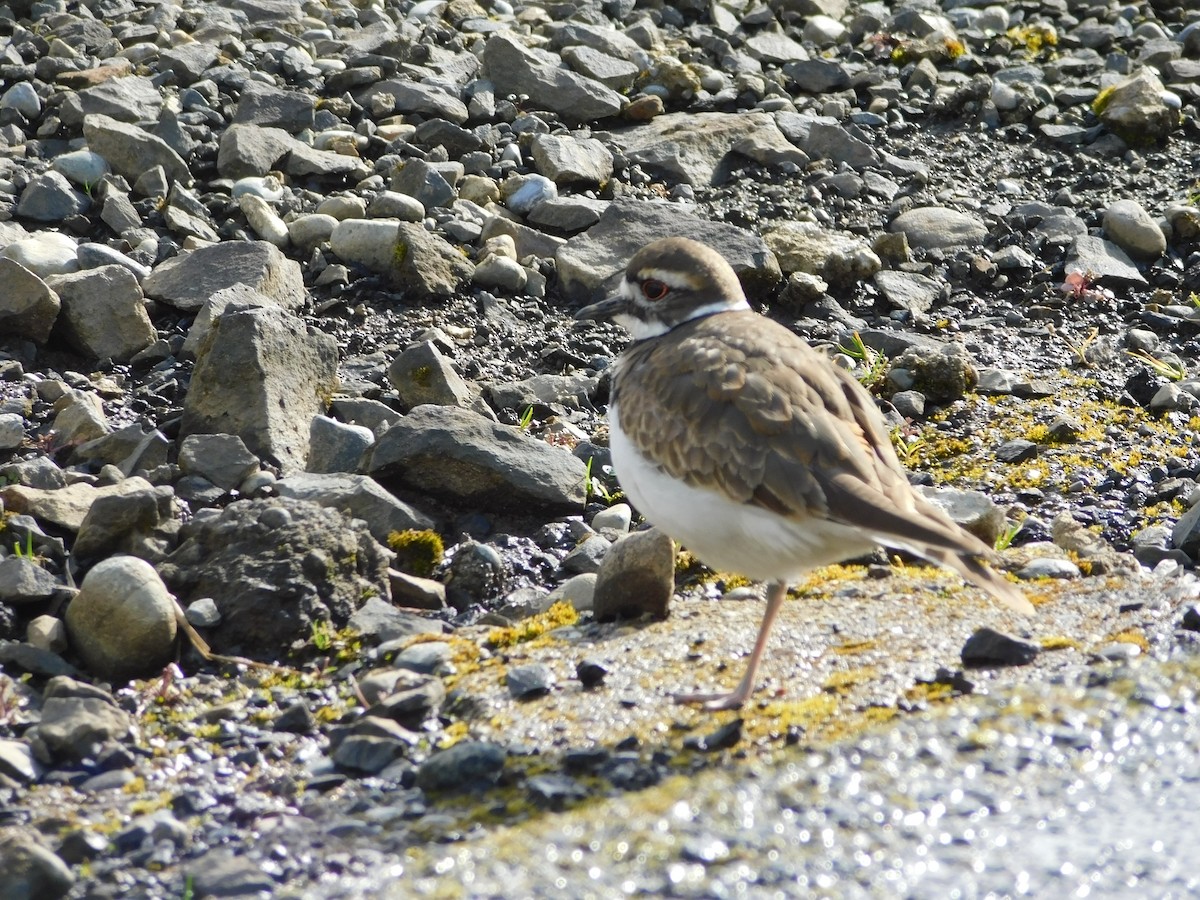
[576,237,1034,711]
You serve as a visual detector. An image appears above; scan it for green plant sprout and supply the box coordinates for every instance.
[1048,324,1099,367]
[12,532,35,561]
[994,517,1025,552]
[1126,349,1186,381]
[584,456,613,503]
[517,405,535,430]
[837,332,888,388]
[310,619,335,652]
[889,426,924,466]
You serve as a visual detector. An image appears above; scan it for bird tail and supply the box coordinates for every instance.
[914,545,1035,615]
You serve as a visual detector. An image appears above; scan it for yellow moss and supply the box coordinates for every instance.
[832,639,878,655]
[388,529,445,578]
[438,720,470,750]
[122,776,147,794]
[904,681,956,703]
[822,667,878,693]
[1091,84,1116,116]
[792,564,867,595]
[1039,635,1082,651]
[487,601,579,648]
[1107,629,1149,653]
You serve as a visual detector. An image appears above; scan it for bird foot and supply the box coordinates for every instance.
[672,689,748,711]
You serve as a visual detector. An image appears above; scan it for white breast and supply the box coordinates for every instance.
[608,404,876,582]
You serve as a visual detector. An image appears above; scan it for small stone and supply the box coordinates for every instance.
[415,740,506,793]
[592,528,674,621]
[961,627,1040,667]
[576,657,609,687]
[507,663,553,700]
[1017,558,1082,580]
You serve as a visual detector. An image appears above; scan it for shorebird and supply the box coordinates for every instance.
[576,237,1033,710]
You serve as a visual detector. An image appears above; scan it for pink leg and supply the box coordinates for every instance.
[674,581,787,711]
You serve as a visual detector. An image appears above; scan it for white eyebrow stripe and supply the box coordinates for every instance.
[633,266,705,291]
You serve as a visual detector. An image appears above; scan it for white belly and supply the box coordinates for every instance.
[608,405,876,582]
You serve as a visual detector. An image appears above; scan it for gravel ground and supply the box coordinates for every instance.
[4,0,1200,897]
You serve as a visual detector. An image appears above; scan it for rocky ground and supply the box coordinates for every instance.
[3,0,1200,896]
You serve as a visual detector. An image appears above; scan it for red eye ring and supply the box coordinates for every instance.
[641,279,669,301]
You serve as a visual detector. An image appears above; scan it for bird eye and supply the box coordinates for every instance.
[641,279,669,301]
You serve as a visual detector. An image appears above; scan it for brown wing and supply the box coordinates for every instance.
[615,311,1033,614]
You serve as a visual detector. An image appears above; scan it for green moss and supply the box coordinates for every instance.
[1091,84,1116,116]
[388,529,445,577]
[392,239,409,268]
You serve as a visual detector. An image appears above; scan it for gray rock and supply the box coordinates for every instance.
[473,255,528,292]
[487,373,597,413]
[143,240,305,313]
[961,628,1040,667]
[1102,199,1166,260]
[502,174,557,217]
[286,213,338,251]
[391,158,457,210]
[178,434,260,490]
[327,398,402,436]
[367,405,587,515]
[479,216,566,261]
[274,473,434,544]
[0,558,58,605]
[1017,558,1082,580]
[416,740,506,793]
[0,641,77,678]
[592,528,675,621]
[232,80,315,131]
[507,663,553,699]
[83,114,190,186]
[1171,501,1200,559]
[185,597,221,628]
[916,487,1005,546]
[361,80,470,125]
[0,828,74,900]
[1066,236,1147,287]
[886,343,977,403]
[366,191,425,222]
[547,573,597,612]
[0,233,77,278]
[389,570,446,610]
[592,503,633,534]
[526,196,608,233]
[347,594,441,643]
[182,305,338,474]
[27,615,68,655]
[75,243,151,280]
[181,285,282,358]
[71,75,162,124]
[0,739,43,783]
[333,732,410,774]
[561,45,639,92]
[71,423,170,477]
[307,415,373,474]
[1,82,41,119]
[285,142,370,180]
[159,41,220,84]
[557,200,781,305]
[186,850,275,900]
[27,676,134,763]
[159,499,393,658]
[531,134,614,187]
[1097,67,1179,142]
[483,33,623,125]
[603,111,804,187]
[16,171,90,222]
[764,222,881,287]
[0,414,23,450]
[45,266,155,362]
[64,556,177,681]
[0,258,60,344]
[387,642,453,677]
[444,540,506,611]
[874,270,943,315]
[217,124,297,179]
[1,477,155,534]
[0,457,65,490]
[796,121,880,170]
[331,219,474,297]
[50,390,110,446]
[784,59,852,93]
[889,207,988,250]
[388,341,475,410]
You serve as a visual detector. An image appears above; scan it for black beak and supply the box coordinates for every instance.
[574,293,629,322]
